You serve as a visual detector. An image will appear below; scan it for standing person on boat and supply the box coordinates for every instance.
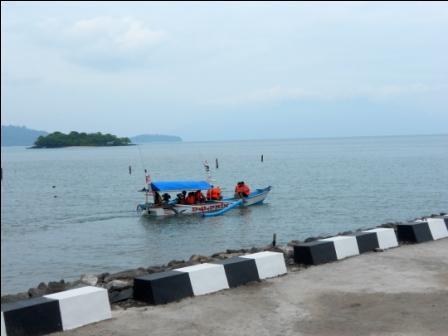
[154,192,163,206]
[234,181,251,198]
[195,190,206,203]
[207,185,222,200]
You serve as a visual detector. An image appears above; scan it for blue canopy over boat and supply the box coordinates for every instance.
[150,180,211,192]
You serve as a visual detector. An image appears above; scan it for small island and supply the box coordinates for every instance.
[32,131,132,148]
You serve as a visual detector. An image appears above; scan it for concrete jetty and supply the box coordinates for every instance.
[53,238,448,336]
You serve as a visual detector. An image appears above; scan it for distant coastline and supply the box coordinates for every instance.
[1,125,48,146]
[1,125,183,147]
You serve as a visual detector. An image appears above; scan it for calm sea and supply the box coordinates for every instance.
[1,135,447,294]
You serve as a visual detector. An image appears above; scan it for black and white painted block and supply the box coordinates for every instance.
[213,257,260,288]
[176,263,229,296]
[44,286,111,331]
[426,218,448,240]
[397,222,435,243]
[362,228,398,249]
[293,240,338,265]
[240,251,287,279]
[1,287,111,336]
[1,296,63,336]
[350,231,379,253]
[319,236,360,260]
[134,270,193,305]
[1,312,5,336]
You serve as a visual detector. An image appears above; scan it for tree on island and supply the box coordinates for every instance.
[33,131,132,148]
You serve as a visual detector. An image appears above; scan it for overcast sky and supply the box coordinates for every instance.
[1,1,447,141]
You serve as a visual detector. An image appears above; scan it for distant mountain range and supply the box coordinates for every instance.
[1,125,48,146]
[1,125,182,146]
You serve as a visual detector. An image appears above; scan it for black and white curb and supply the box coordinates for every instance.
[1,286,111,336]
[213,256,260,288]
[397,217,448,243]
[362,228,399,250]
[176,263,229,296]
[240,251,287,280]
[134,251,286,305]
[294,228,398,265]
[133,270,194,305]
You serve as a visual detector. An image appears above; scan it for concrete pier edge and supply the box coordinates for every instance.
[1,213,447,335]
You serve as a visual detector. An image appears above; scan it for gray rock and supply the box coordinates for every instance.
[65,280,84,290]
[80,274,98,286]
[189,254,211,263]
[96,272,110,284]
[28,283,48,298]
[147,266,166,274]
[109,287,134,303]
[47,280,66,293]
[104,268,148,283]
[106,279,133,290]
[1,292,29,304]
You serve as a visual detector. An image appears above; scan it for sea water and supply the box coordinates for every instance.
[1,135,447,294]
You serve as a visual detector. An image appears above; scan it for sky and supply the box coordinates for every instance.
[1,1,448,141]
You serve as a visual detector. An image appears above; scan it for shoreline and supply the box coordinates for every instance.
[56,238,448,336]
[2,212,445,306]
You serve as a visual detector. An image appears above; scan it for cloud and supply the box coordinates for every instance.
[37,16,166,70]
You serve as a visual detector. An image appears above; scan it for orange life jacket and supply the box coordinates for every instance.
[211,187,221,200]
[236,184,250,195]
[185,194,196,205]
[196,191,205,203]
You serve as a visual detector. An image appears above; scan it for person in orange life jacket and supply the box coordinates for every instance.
[195,190,206,203]
[185,192,196,205]
[234,181,250,198]
[207,185,222,200]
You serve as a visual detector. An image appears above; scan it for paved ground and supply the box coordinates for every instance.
[59,239,448,336]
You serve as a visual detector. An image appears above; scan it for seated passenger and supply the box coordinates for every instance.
[195,190,206,203]
[185,192,196,205]
[176,192,185,204]
[162,193,171,203]
[234,181,250,198]
[207,185,222,200]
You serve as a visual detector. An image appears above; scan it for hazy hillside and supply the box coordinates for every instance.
[131,134,182,143]
[1,125,48,146]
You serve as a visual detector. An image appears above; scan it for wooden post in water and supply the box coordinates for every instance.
[261,154,264,162]
[129,165,132,175]
[215,158,219,169]
[272,233,276,247]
